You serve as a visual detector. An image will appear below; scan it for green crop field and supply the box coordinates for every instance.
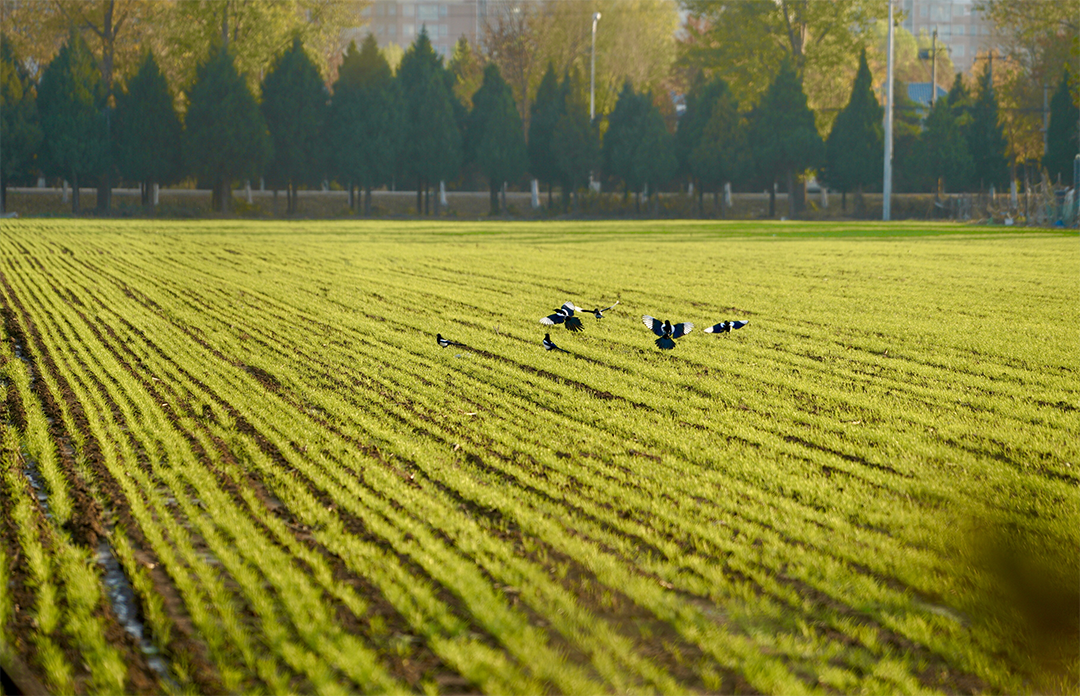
[1,219,1077,695]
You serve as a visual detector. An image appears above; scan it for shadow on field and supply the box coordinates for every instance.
[946,506,1079,694]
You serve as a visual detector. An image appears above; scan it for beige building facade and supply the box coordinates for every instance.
[360,0,486,58]
[900,0,997,75]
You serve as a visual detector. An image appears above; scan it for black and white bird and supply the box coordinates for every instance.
[540,301,585,332]
[542,333,568,353]
[643,315,693,350]
[436,333,466,348]
[587,301,620,319]
[703,320,748,335]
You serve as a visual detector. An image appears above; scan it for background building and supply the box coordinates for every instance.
[900,0,997,74]
[358,0,487,58]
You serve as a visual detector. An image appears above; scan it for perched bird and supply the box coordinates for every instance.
[587,301,620,319]
[642,315,693,350]
[540,301,585,332]
[436,333,466,348]
[542,333,568,353]
[704,320,749,335]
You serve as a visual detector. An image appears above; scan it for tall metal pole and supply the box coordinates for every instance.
[883,0,894,221]
[930,28,937,107]
[590,12,601,122]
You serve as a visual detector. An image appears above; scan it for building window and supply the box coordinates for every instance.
[919,4,927,17]
[440,4,448,17]
[377,24,385,35]
[389,24,397,36]
[419,4,439,22]
[404,23,415,37]
[954,44,965,58]
[955,24,964,35]
[403,3,414,16]
[388,3,395,15]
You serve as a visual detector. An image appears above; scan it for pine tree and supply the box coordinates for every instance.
[920,87,974,195]
[967,63,1010,191]
[891,78,929,194]
[114,51,182,206]
[328,36,397,215]
[397,28,461,214]
[552,69,598,213]
[468,63,527,215]
[0,39,41,214]
[676,75,726,215]
[528,63,565,209]
[749,57,824,219]
[688,79,746,216]
[824,49,883,212]
[36,29,107,214]
[603,81,647,208]
[1043,69,1079,185]
[636,100,678,215]
[261,37,329,215]
[183,42,271,213]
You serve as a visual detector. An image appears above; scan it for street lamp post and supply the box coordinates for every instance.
[883,0,894,222]
[590,12,601,122]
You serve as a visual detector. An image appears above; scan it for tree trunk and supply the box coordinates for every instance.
[365,186,372,216]
[768,182,775,218]
[635,190,641,215]
[424,183,430,215]
[348,182,354,211]
[841,190,847,212]
[786,168,797,220]
[547,181,553,209]
[698,183,704,218]
[490,181,499,215]
[416,177,423,214]
[716,189,723,218]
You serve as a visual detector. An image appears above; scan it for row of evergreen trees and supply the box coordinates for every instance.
[2,27,1077,217]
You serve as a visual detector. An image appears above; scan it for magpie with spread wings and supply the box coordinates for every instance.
[642,315,693,350]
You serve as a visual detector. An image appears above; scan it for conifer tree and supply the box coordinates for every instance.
[114,51,182,206]
[677,75,726,215]
[824,49,883,212]
[0,39,41,214]
[183,42,271,213]
[920,81,974,195]
[261,37,328,214]
[552,69,598,213]
[398,28,461,214]
[967,63,1010,191]
[891,78,928,193]
[1043,70,1079,185]
[603,81,648,207]
[328,36,397,215]
[749,57,824,219]
[688,79,746,217]
[468,63,527,215]
[528,63,565,209]
[36,29,107,214]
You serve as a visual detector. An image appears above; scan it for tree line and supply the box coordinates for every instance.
[2,20,1077,217]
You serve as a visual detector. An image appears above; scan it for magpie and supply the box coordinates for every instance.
[642,315,693,349]
[542,333,568,353]
[587,301,620,319]
[540,301,585,332]
[703,320,749,335]
[436,333,466,348]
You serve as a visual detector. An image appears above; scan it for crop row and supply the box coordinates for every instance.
[1,219,1077,694]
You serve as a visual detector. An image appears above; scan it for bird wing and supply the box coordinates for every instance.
[642,315,666,337]
[541,312,565,325]
[564,316,584,333]
[672,322,694,338]
[562,301,583,315]
[601,300,620,312]
[731,320,748,330]
[655,335,676,350]
[704,322,728,334]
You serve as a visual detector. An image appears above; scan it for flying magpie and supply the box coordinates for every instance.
[703,320,749,335]
[540,301,585,332]
[642,315,693,349]
[436,333,466,348]
[587,301,620,319]
[542,333,569,353]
